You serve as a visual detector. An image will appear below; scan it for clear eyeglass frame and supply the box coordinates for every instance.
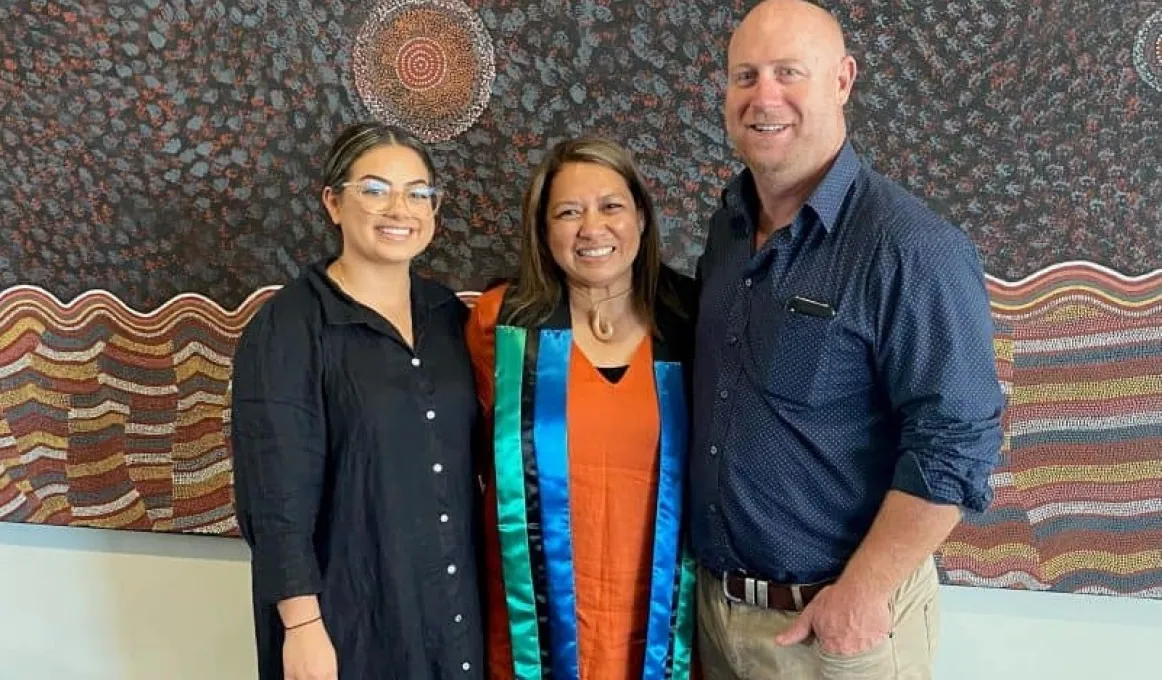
[336,178,443,215]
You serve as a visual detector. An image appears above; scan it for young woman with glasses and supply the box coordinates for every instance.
[231,122,484,680]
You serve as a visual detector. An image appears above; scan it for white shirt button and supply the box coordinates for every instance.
[462,662,471,671]
[411,357,421,367]
[454,614,463,623]
[744,278,753,287]
[433,463,443,473]
[440,513,449,522]
[447,564,457,575]
[425,409,436,420]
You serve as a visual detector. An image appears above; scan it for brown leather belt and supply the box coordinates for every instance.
[721,572,832,611]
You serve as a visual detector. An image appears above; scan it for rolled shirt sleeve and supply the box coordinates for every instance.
[878,228,1005,511]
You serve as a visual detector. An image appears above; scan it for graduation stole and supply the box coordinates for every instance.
[492,292,696,680]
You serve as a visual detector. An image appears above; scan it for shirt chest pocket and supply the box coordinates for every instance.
[745,307,834,408]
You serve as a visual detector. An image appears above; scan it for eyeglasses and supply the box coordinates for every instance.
[336,178,443,215]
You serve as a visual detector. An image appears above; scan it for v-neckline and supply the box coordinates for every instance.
[573,334,649,387]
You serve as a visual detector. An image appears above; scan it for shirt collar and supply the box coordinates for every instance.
[724,139,861,237]
[305,258,450,328]
[804,140,860,233]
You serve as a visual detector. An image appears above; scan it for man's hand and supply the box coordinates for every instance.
[773,491,959,656]
[773,583,892,656]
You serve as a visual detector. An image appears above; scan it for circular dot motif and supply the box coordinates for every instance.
[1133,11,1162,93]
[353,0,495,143]
[396,37,447,91]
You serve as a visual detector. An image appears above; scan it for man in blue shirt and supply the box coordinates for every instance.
[690,1,1005,678]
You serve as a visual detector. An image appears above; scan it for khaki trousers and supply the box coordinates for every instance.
[697,558,941,680]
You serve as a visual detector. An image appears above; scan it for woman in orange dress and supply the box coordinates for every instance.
[466,137,697,680]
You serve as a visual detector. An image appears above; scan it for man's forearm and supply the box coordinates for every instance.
[835,490,962,597]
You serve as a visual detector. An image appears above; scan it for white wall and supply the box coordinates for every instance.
[0,523,256,680]
[0,522,1158,680]
[935,586,1160,679]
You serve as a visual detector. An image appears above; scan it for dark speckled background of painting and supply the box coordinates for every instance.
[1,0,1159,310]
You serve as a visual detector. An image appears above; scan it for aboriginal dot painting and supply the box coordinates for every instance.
[0,0,1159,600]
[352,0,495,143]
[1135,10,1162,93]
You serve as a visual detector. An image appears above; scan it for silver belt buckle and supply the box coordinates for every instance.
[722,572,770,607]
[790,583,805,611]
[754,579,769,607]
[721,572,742,603]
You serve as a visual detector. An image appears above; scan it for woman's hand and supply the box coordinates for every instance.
[283,619,338,680]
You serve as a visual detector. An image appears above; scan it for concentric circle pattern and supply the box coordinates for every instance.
[353,0,495,142]
[1133,11,1162,92]
[396,37,447,91]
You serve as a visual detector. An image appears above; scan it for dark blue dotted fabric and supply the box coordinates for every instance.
[689,141,1005,584]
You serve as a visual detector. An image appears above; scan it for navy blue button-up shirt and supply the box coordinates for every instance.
[690,141,1004,584]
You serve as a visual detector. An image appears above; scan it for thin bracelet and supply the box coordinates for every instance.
[284,615,322,631]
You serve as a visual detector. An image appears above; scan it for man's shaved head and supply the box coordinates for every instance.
[730,0,848,68]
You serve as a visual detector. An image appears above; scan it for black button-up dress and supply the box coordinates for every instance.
[230,259,484,679]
